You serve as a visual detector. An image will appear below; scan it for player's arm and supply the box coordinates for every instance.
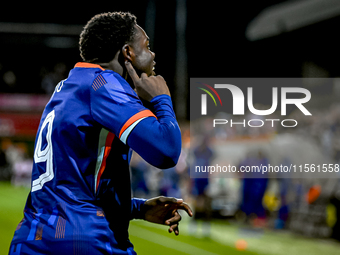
[124,61,182,169]
[125,94,181,169]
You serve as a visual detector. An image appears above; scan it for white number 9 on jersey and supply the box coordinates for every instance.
[31,110,55,192]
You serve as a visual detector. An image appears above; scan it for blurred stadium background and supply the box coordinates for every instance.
[2,0,340,254]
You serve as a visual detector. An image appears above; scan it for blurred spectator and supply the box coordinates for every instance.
[11,153,32,187]
[239,150,269,227]
[130,153,149,198]
[158,167,181,198]
[189,135,214,237]
[0,140,10,180]
[274,157,292,229]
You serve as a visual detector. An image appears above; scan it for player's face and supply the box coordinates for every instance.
[130,25,156,76]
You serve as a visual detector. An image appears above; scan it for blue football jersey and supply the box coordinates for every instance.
[9,62,159,254]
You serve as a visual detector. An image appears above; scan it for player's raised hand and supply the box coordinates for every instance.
[125,60,170,102]
[143,196,193,236]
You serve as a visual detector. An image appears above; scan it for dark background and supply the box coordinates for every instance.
[0,0,339,119]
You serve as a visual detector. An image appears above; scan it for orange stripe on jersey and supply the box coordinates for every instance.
[96,132,115,191]
[55,216,66,239]
[74,62,105,71]
[119,110,157,139]
[92,74,107,91]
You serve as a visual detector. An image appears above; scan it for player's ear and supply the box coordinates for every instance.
[122,44,134,63]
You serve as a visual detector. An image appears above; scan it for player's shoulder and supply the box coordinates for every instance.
[100,70,133,92]
[72,62,138,102]
[100,71,139,104]
[69,62,104,86]
[91,68,139,102]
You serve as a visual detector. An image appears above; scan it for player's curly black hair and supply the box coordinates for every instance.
[79,12,137,63]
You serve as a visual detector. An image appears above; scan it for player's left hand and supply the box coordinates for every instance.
[143,196,193,235]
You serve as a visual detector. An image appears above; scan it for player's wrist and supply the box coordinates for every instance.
[131,198,148,220]
[149,94,172,103]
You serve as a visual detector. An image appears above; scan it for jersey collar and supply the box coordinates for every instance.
[74,62,105,71]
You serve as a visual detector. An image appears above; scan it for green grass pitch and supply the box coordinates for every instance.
[1,182,340,255]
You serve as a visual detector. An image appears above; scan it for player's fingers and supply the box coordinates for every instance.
[158,196,182,204]
[165,211,181,225]
[140,72,148,79]
[171,224,180,236]
[125,61,140,82]
[177,202,193,217]
[168,223,179,234]
[156,75,165,81]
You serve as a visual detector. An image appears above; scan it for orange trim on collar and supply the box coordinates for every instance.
[74,62,105,71]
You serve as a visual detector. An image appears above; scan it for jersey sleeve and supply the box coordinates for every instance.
[126,95,182,169]
[90,71,156,141]
[130,198,147,220]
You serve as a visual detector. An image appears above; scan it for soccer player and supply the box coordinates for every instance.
[9,12,192,254]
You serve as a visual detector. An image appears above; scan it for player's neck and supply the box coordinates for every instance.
[99,61,123,76]
[96,51,126,79]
